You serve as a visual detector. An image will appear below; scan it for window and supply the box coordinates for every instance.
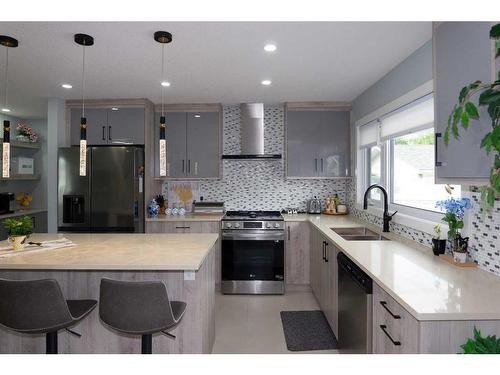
[367,145,382,200]
[359,94,460,216]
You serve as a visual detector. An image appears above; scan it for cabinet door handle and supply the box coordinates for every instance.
[322,241,326,261]
[194,161,198,176]
[321,158,324,173]
[108,126,112,141]
[188,160,191,174]
[434,133,447,167]
[287,226,290,240]
[379,301,401,319]
[182,160,185,173]
[314,158,318,172]
[102,126,106,141]
[379,325,401,346]
[175,226,191,229]
[324,242,329,262]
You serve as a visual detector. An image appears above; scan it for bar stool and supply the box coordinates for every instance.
[99,278,187,354]
[0,278,97,354]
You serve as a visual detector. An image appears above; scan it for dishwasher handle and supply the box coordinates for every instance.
[337,252,372,294]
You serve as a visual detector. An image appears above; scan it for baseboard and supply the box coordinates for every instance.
[285,284,311,292]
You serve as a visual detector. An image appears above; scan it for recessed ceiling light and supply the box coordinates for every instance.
[264,44,277,52]
[111,107,119,111]
[1,108,11,113]
[261,80,272,86]
[61,84,72,89]
[161,81,171,87]
[194,114,201,118]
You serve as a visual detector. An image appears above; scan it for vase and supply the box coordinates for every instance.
[159,205,166,215]
[147,199,159,218]
[453,251,467,264]
[9,235,27,251]
[431,239,446,256]
[15,135,30,143]
[452,235,469,264]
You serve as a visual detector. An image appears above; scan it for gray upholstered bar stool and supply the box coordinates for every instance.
[99,278,187,354]
[0,278,97,354]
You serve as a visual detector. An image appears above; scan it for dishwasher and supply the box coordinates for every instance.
[337,252,373,353]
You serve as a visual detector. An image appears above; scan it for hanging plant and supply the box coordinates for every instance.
[443,23,500,209]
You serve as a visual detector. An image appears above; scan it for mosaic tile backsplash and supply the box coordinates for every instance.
[162,105,349,211]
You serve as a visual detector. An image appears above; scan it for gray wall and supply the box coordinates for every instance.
[351,39,433,123]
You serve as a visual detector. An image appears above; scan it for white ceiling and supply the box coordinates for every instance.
[0,22,432,119]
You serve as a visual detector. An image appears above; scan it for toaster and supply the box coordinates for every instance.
[307,196,322,214]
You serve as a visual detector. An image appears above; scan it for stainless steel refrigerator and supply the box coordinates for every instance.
[58,147,144,233]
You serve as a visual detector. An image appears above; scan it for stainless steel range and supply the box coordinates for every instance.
[221,211,285,295]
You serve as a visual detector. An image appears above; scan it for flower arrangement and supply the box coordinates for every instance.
[3,216,33,237]
[435,197,472,240]
[16,122,38,143]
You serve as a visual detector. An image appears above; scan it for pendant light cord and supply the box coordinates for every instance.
[161,43,165,117]
[3,47,8,109]
[81,43,86,117]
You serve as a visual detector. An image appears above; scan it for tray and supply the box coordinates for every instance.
[438,254,476,268]
[322,211,348,216]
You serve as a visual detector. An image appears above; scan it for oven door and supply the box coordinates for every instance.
[221,230,284,293]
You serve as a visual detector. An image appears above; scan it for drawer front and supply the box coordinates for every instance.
[373,283,419,353]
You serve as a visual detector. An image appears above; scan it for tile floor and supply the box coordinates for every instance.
[211,291,339,354]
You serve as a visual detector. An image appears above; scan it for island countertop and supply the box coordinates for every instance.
[0,233,218,271]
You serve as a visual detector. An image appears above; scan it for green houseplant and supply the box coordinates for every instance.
[443,23,500,210]
[3,216,33,251]
[461,327,500,354]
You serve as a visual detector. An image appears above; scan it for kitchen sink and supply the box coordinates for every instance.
[331,227,390,241]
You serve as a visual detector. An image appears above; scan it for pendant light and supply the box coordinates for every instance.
[74,33,94,177]
[0,35,18,179]
[154,31,172,177]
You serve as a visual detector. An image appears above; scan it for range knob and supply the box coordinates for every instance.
[226,223,232,228]
[234,223,240,228]
[274,223,280,228]
[266,222,272,228]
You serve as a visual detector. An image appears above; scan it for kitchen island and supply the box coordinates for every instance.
[0,233,218,354]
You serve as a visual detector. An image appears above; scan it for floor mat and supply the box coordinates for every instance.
[280,310,338,351]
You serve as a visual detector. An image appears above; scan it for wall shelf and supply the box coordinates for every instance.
[0,140,41,150]
[0,174,41,181]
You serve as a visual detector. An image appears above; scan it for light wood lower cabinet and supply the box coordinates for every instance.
[146,220,221,289]
[310,226,338,337]
[373,283,500,353]
[285,221,310,286]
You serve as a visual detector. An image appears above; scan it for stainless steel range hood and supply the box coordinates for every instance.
[222,103,282,160]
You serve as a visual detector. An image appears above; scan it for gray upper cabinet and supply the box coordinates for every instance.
[186,112,220,178]
[70,108,108,146]
[286,109,350,178]
[434,22,494,180]
[107,108,145,145]
[155,110,221,179]
[70,107,145,146]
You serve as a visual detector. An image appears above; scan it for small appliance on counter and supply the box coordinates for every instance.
[0,193,14,214]
[192,201,225,214]
[307,196,322,214]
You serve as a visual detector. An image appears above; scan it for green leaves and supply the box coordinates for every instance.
[479,88,500,105]
[490,23,500,39]
[461,327,500,354]
[465,102,479,119]
[2,216,33,237]
[459,86,468,103]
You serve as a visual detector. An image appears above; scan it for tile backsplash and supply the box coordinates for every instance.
[162,104,348,211]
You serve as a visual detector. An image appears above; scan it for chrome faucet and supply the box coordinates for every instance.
[363,184,397,233]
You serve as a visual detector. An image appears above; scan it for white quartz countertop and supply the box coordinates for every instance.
[304,214,500,321]
[146,214,224,222]
[0,233,218,271]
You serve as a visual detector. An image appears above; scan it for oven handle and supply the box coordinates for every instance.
[222,232,284,241]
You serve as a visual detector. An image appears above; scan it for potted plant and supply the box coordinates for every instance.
[3,216,33,251]
[435,196,472,263]
[155,194,166,215]
[431,224,447,256]
[461,327,500,354]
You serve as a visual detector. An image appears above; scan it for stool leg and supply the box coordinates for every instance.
[141,334,152,354]
[46,332,58,354]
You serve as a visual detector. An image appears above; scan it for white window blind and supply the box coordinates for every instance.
[358,120,380,149]
[380,94,434,141]
[358,94,434,149]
